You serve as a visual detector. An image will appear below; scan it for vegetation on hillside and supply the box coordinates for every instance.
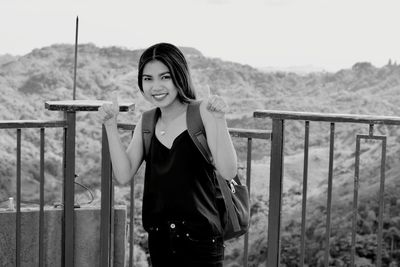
[1,44,400,265]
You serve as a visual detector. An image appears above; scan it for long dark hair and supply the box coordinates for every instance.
[138,43,196,103]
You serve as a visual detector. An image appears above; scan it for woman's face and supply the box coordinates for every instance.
[141,60,179,108]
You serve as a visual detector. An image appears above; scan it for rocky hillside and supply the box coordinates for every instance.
[1,44,400,265]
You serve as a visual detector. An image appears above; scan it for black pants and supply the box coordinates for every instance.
[147,221,224,267]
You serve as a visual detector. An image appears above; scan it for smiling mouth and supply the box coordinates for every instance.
[152,93,168,101]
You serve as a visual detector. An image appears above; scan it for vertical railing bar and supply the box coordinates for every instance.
[351,136,361,266]
[129,130,135,267]
[16,128,21,267]
[129,174,135,267]
[369,124,374,136]
[63,111,76,267]
[110,172,115,266]
[324,123,335,266]
[267,119,285,267]
[300,121,310,267]
[243,137,252,267]
[39,128,45,267]
[62,126,66,266]
[100,125,112,266]
[376,137,387,267]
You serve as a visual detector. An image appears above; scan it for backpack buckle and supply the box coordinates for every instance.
[229,180,236,193]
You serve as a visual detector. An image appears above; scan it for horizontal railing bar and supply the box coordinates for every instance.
[117,123,271,140]
[357,134,386,140]
[45,100,135,112]
[254,110,400,125]
[0,120,66,129]
[229,128,271,139]
[117,123,136,131]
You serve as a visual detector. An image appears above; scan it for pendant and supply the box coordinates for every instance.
[160,130,166,136]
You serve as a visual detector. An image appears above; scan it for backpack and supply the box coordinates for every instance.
[141,100,250,241]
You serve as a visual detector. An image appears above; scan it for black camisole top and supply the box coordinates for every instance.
[142,130,223,236]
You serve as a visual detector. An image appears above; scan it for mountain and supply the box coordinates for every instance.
[2,44,400,265]
[258,64,333,75]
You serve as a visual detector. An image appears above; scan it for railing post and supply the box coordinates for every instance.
[267,119,284,267]
[45,100,134,267]
[63,111,76,267]
[100,125,114,266]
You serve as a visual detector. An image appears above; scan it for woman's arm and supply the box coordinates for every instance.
[200,98,238,180]
[98,97,144,185]
[103,117,144,185]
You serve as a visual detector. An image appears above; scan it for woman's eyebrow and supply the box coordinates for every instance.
[159,71,170,76]
[142,71,170,77]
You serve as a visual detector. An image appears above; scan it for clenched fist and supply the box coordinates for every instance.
[204,85,229,119]
[98,93,119,126]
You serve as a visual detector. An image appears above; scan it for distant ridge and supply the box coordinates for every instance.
[258,64,336,74]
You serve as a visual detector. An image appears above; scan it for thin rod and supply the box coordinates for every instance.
[73,16,79,100]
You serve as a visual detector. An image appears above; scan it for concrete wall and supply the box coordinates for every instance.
[0,206,126,267]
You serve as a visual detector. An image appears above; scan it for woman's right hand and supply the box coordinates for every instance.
[98,94,119,126]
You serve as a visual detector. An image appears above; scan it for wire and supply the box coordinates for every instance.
[1,181,95,209]
[74,180,95,206]
[2,172,95,209]
[54,177,95,208]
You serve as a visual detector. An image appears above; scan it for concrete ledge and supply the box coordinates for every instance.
[0,206,126,267]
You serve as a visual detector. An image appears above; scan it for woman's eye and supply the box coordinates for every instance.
[143,77,151,81]
[161,75,171,80]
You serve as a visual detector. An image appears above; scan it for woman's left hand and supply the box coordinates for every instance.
[206,95,229,119]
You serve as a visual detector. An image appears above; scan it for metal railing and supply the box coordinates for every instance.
[254,110,400,267]
[6,104,397,266]
[0,120,66,267]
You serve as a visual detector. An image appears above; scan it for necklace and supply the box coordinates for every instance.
[158,106,186,136]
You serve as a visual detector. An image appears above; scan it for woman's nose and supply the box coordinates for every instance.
[151,79,163,90]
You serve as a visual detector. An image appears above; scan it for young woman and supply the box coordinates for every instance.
[98,43,237,267]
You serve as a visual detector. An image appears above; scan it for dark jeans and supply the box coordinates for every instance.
[147,220,224,267]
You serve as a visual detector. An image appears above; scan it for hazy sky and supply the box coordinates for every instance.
[1,0,400,71]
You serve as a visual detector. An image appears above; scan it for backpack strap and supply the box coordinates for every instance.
[186,101,214,166]
[141,101,213,165]
[141,107,160,160]
[187,101,241,233]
